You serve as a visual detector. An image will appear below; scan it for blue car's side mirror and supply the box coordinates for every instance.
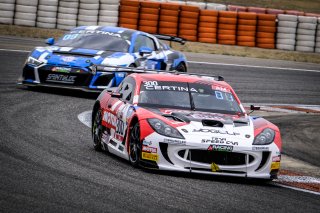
[46,38,55,45]
[139,46,153,56]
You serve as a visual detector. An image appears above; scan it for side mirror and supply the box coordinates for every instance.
[250,105,260,111]
[46,37,55,45]
[111,92,122,98]
[139,46,153,56]
[249,105,260,114]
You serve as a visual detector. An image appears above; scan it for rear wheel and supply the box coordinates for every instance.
[92,109,103,151]
[129,123,141,167]
[175,63,187,72]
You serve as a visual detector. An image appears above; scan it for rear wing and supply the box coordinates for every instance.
[94,65,224,81]
[153,34,186,45]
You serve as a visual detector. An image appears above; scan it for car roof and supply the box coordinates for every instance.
[132,73,232,89]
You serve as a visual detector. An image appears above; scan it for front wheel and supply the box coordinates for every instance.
[129,123,141,167]
[92,109,103,151]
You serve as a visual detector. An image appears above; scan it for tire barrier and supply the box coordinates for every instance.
[237,12,257,47]
[98,0,119,27]
[57,0,79,30]
[158,2,180,36]
[36,0,58,29]
[118,0,139,30]
[316,18,320,53]
[138,1,160,34]
[178,5,199,42]
[0,0,15,24]
[1,0,320,54]
[14,0,38,27]
[276,14,298,51]
[198,10,218,43]
[217,11,237,45]
[77,0,99,26]
[256,14,276,49]
[295,16,317,52]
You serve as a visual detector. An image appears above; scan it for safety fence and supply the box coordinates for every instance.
[0,0,319,53]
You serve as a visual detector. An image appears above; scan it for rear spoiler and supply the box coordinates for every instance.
[94,65,224,81]
[153,34,186,45]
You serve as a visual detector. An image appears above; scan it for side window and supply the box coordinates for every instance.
[134,35,156,52]
[118,77,136,103]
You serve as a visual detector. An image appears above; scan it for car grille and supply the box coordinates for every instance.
[178,149,254,166]
[92,73,114,87]
[23,65,35,81]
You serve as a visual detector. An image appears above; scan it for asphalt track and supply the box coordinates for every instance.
[0,36,320,212]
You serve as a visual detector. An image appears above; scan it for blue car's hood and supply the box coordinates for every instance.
[31,46,134,69]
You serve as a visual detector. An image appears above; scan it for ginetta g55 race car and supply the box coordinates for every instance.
[92,68,282,180]
[19,26,187,91]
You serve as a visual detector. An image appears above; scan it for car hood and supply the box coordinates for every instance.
[30,46,133,68]
[143,107,255,145]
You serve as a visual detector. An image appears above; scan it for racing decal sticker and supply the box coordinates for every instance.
[52,67,71,73]
[202,137,238,146]
[215,91,224,100]
[142,145,157,153]
[207,144,233,152]
[212,84,231,93]
[142,81,198,92]
[163,138,186,145]
[194,128,240,136]
[211,162,220,172]
[252,146,269,151]
[46,74,76,84]
[271,162,280,170]
[272,155,281,162]
[61,56,76,62]
[142,152,158,162]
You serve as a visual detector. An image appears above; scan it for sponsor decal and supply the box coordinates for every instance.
[142,145,157,153]
[271,162,280,170]
[193,128,240,136]
[101,132,110,143]
[142,152,158,162]
[61,56,76,62]
[202,137,238,146]
[71,30,121,38]
[51,67,71,73]
[142,81,198,92]
[252,146,269,151]
[211,162,220,172]
[189,113,225,120]
[213,85,231,93]
[143,140,152,146]
[245,134,251,138]
[207,144,233,152]
[181,129,188,133]
[46,74,76,84]
[163,138,186,145]
[272,155,281,162]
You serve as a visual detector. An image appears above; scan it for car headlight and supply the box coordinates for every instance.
[147,118,185,139]
[27,56,43,66]
[253,128,275,145]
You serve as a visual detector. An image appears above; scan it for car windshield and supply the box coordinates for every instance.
[55,30,130,52]
[138,81,243,115]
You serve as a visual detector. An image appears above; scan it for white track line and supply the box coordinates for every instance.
[0,48,30,53]
[77,110,319,195]
[0,48,319,73]
[188,61,320,73]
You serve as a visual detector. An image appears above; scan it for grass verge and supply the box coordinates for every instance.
[1,24,319,64]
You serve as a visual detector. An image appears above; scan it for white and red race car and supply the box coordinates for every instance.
[92,68,282,180]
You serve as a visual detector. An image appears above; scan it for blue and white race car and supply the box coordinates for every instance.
[20,26,187,91]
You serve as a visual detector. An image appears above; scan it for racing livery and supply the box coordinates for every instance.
[92,70,282,180]
[20,26,187,91]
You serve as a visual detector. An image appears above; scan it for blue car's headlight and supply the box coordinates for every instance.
[253,128,275,145]
[27,56,43,66]
[147,118,185,139]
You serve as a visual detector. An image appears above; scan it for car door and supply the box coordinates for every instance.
[132,34,166,70]
[107,77,136,153]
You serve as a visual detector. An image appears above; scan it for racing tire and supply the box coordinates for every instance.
[175,62,187,72]
[200,10,218,16]
[257,14,277,21]
[129,122,141,167]
[199,22,217,28]
[180,5,199,12]
[278,14,297,22]
[92,109,103,151]
[266,9,284,15]
[199,16,218,23]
